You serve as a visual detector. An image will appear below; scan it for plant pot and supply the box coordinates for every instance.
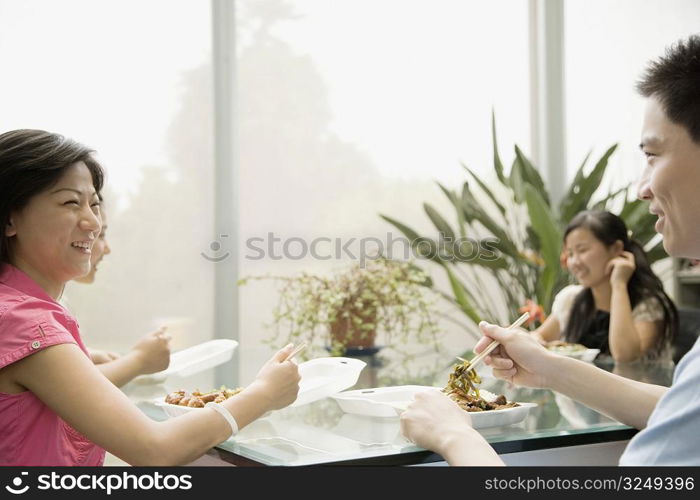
[329,305,377,349]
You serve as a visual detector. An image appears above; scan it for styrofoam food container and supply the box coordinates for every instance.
[132,338,238,385]
[567,348,600,363]
[548,347,600,363]
[291,356,366,407]
[331,385,537,428]
[154,356,366,417]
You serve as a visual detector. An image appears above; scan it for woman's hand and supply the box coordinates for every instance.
[400,390,504,465]
[606,250,636,286]
[130,327,171,375]
[400,389,472,452]
[248,344,301,411]
[88,348,120,364]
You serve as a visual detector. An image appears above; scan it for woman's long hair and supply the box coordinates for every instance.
[563,210,678,358]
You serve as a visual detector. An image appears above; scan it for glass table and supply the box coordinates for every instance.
[129,356,675,466]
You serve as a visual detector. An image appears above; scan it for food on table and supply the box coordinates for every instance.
[164,385,243,407]
[545,340,588,355]
[444,359,519,412]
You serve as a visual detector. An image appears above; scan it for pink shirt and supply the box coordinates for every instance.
[0,264,105,466]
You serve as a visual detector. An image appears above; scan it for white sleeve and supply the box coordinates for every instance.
[550,285,584,332]
[632,296,665,323]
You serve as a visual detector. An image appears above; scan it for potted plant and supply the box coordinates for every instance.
[238,258,444,358]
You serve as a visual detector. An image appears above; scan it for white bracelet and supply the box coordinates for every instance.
[205,402,239,437]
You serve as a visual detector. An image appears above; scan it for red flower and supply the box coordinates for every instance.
[518,299,546,327]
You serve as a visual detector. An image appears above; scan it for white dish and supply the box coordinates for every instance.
[331,385,537,428]
[550,347,600,362]
[154,356,366,418]
[290,356,366,407]
[331,385,441,418]
[132,339,238,385]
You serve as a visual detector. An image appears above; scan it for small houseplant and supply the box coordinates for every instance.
[238,258,444,358]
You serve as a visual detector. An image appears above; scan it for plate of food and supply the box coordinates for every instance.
[331,356,536,428]
[330,385,535,429]
[154,356,367,417]
[545,341,600,362]
[154,385,244,418]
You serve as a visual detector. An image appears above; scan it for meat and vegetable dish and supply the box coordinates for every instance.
[164,386,243,407]
[444,359,519,412]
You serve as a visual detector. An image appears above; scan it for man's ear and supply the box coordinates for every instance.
[5,217,16,237]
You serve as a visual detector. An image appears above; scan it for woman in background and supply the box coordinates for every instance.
[69,205,171,387]
[533,210,678,363]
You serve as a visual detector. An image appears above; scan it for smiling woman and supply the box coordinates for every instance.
[0,129,301,466]
[532,210,678,363]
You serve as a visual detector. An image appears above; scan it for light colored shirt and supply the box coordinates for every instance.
[619,336,700,465]
[551,285,665,332]
[0,264,105,466]
[550,284,669,360]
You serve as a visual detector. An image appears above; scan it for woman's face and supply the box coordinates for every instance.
[564,227,622,288]
[5,162,101,295]
[74,212,111,284]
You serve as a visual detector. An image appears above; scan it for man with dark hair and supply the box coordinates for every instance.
[400,34,700,466]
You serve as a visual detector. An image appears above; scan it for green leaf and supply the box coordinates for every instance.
[461,185,519,257]
[461,162,507,216]
[593,185,629,211]
[621,199,653,234]
[645,241,668,264]
[436,182,467,239]
[424,202,456,241]
[560,144,618,224]
[380,214,421,241]
[537,266,558,311]
[445,266,481,324]
[514,145,550,207]
[559,150,591,215]
[524,184,562,270]
[509,157,526,204]
[492,109,507,185]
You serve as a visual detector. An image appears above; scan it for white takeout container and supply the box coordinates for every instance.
[550,347,600,363]
[331,385,537,428]
[569,348,600,363]
[154,356,366,418]
[132,338,238,386]
[290,356,366,407]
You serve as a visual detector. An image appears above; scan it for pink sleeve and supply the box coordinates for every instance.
[0,299,77,370]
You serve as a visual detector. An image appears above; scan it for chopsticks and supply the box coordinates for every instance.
[285,341,307,361]
[457,311,530,371]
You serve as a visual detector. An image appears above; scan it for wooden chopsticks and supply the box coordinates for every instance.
[459,311,530,371]
[284,341,307,361]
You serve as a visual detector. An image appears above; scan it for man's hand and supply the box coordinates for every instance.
[475,321,557,388]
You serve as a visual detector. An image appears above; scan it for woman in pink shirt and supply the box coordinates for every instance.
[0,129,301,465]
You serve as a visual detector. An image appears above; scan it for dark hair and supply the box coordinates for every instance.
[636,34,700,143]
[0,129,104,264]
[563,210,678,358]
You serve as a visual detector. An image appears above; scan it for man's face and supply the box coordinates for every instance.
[637,97,700,259]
